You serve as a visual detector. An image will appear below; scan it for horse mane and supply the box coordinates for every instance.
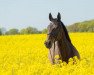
[60,21,71,43]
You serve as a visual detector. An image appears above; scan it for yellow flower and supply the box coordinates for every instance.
[0,33,94,75]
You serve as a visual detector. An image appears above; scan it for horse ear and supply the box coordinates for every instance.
[49,13,53,21]
[57,12,61,21]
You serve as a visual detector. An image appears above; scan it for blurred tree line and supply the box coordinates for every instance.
[67,19,94,32]
[0,26,48,35]
[0,26,42,35]
[0,19,94,35]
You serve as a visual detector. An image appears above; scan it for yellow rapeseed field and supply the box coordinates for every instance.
[0,33,94,75]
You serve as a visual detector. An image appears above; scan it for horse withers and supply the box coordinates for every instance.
[44,13,80,64]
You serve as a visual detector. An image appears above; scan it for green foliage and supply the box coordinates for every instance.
[5,28,19,35]
[67,20,94,32]
[20,28,27,34]
[20,26,41,34]
[0,28,2,35]
[42,28,47,33]
[26,26,38,34]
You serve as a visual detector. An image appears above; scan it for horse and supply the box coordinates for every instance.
[44,13,80,64]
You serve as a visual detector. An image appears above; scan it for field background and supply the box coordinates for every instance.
[0,33,94,75]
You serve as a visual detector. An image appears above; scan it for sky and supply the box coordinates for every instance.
[0,0,94,30]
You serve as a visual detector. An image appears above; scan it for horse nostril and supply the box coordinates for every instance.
[48,41,51,45]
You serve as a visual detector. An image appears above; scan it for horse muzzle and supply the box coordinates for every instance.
[44,41,52,49]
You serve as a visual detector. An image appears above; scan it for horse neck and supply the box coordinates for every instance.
[57,39,68,62]
[57,29,69,61]
[60,21,71,43]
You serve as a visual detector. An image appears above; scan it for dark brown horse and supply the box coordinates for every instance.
[44,13,80,64]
